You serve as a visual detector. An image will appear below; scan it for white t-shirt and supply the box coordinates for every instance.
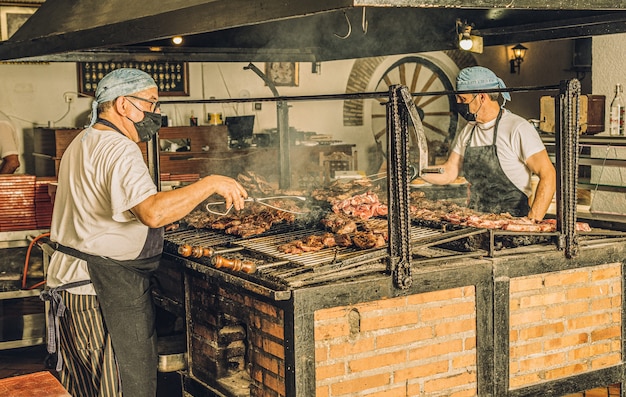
[450,109,546,196]
[47,127,157,294]
[0,120,19,165]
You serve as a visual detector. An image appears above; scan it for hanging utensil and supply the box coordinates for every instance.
[205,195,307,216]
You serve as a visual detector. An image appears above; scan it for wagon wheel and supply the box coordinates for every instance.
[371,56,457,165]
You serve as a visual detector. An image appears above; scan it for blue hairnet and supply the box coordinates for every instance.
[88,68,157,126]
[456,66,511,105]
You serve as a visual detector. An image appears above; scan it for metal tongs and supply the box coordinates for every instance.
[205,195,307,216]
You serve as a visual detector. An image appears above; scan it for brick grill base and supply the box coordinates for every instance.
[314,287,477,396]
[157,241,626,397]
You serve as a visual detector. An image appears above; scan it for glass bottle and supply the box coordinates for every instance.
[609,84,625,136]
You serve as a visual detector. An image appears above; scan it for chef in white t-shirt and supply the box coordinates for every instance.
[0,120,20,174]
[46,68,248,397]
[421,66,556,220]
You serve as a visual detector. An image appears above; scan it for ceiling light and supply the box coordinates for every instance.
[456,19,483,53]
[459,32,473,51]
[172,36,183,45]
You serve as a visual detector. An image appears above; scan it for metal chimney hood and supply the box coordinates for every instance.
[1,0,626,62]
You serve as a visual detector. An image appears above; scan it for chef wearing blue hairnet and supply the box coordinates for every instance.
[44,68,247,396]
[421,66,555,220]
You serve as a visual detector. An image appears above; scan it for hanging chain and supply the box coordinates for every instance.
[387,85,413,289]
[556,79,580,258]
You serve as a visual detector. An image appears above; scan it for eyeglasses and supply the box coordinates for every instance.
[455,94,478,104]
[125,95,160,112]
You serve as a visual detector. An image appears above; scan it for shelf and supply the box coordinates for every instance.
[578,182,626,194]
[541,134,626,147]
[0,229,49,249]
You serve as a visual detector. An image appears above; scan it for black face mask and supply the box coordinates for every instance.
[456,95,481,122]
[128,111,162,142]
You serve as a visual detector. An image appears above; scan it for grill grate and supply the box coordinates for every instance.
[163,221,485,287]
[165,228,241,248]
[238,224,446,267]
[166,223,455,267]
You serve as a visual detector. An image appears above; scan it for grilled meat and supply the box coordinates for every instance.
[321,213,358,234]
[409,197,591,232]
[311,178,380,203]
[352,231,386,249]
[334,233,352,247]
[237,171,276,196]
[181,199,301,238]
[331,192,388,220]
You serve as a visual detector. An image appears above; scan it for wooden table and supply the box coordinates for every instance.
[0,371,70,396]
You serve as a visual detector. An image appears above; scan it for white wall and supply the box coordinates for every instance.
[0,62,89,173]
[0,37,599,177]
[474,38,588,120]
[162,61,360,141]
[589,32,626,214]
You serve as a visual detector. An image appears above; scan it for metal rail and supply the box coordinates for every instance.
[160,85,561,105]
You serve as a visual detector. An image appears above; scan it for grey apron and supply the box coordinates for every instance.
[47,227,163,397]
[463,110,530,217]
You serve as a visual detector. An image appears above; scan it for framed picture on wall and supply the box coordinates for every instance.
[0,6,38,41]
[266,62,299,86]
[77,61,190,96]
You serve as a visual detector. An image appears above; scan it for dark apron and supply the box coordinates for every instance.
[48,227,164,397]
[463,110,530,217]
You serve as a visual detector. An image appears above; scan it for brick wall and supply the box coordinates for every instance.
[509,263,622,389]
[187,274,287,397]
[314,286,477,397]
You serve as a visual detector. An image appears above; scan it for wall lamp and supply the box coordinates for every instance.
[171,36,184,45]
[510,43,528,74]
[456,19,483,53]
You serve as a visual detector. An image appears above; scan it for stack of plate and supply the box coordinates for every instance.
[35,176,57,229]
[0,175,38,231]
